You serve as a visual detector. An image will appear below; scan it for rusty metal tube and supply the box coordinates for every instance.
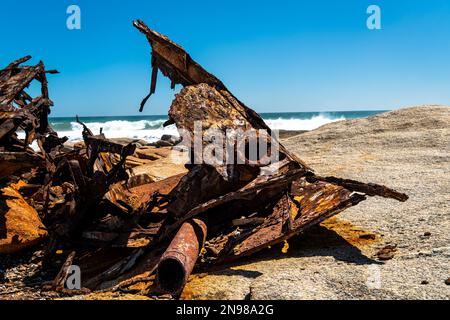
[156,219,207,294]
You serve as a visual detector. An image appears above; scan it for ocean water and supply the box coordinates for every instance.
[48,111,386,143]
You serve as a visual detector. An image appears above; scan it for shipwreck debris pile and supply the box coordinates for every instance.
[0,21,408,298]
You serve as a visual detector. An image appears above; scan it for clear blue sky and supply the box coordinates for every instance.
[2,0,449,116]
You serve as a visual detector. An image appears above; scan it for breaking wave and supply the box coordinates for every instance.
[47,113,346,143]
[54,119,178,142]
[264,114,344,131]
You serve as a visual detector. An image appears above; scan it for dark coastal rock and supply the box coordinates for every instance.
[376,245,397,261]
[109,138,148,147]
[148,134,181,147]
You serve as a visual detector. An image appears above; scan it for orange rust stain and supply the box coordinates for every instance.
[128,281,151,292]
[181,273,211,300]
[84,292,151,300]
[180,275,204,300]
[281,240,289,254]
[290,200,299,220]
[10,180,27,190]
[320,217,380,248]
[180,284,195,300]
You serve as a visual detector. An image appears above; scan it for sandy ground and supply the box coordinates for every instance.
[182,105,450,300]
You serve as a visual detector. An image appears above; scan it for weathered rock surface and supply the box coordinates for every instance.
[0,187,48,254]
[112,146,178,168]
[148,134,181,147]
[128,148,189,182]
[109,138,149,147]
[181,105,450,300]
[134,146,173,161]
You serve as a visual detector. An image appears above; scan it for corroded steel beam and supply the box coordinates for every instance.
[156,219,207,294]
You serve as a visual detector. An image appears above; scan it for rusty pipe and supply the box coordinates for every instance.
[156,218,207,294]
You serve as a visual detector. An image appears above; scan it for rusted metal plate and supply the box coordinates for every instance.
[227,179,365,258]
[129,173,185,206]
[0,152,44,181]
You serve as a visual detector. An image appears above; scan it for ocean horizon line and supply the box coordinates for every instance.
[48,109,390,120]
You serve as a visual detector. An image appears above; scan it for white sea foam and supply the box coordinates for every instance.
[19,114,345,145]
[62,120,179,142]
[264,114,344,131]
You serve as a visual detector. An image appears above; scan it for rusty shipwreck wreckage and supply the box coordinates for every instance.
[0,21,408,297]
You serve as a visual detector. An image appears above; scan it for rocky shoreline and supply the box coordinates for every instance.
[1,105,449,300]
